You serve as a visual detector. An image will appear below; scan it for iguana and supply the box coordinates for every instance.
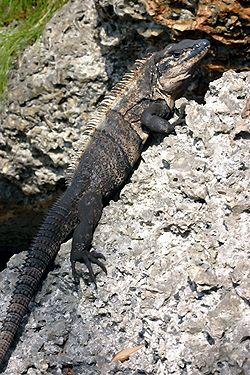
[0,38,210,368]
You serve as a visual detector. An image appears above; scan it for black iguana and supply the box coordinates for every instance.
[0,38,210,368]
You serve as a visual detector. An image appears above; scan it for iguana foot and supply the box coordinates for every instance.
[141,99,175,134]
[71,250,107,287]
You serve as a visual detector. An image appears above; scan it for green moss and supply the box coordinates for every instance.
[0,0,68,97]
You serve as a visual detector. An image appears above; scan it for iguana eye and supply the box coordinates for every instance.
[173,51,181,58]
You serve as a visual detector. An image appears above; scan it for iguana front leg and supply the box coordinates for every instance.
[141,99,175,134]
[70,191,107,286]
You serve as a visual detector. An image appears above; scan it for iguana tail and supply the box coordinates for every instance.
[0,192,76,366]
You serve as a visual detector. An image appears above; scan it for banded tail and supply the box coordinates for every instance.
[0,191,76,366]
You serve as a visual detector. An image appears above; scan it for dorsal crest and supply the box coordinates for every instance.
[66,54,152,183]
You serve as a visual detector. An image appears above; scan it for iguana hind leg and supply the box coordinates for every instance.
[70,191,107,286]
[141,99,174,134]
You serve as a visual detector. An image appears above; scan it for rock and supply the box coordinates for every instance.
[143,0,249,45]
[1,71,249,374]
[141,1,249,74]
[0,1,107,197]
[0,0,107,252]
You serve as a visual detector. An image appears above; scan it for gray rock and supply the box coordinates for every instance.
[0,0,107,196]
[1,71,249,374]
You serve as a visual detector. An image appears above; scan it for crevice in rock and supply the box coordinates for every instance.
[234,131,250,141]
[204,331,215,345]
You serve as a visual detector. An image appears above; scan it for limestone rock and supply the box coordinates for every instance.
[0,0,107,197]
[1,71,249,374]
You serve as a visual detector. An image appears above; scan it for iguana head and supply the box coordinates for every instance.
[154,39,210,97]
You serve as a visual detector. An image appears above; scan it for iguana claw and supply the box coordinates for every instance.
[71,250,107,287]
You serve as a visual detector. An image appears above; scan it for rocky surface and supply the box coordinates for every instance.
[1,71,249,374]
[104,0,249,72]
[0,1,106,197]
[143,0,249,45]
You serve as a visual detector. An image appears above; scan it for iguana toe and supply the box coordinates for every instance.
[71,250,107,287]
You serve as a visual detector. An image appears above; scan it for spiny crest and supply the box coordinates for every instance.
[66,54,152,184]
[86,56,150,129]
[66,151,84,183]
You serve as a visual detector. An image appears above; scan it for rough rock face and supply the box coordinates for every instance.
[1,71,249,374]
[143,0,249,45]
[0,1,107,197]
[104,0,249,72]
[0,1,105,250]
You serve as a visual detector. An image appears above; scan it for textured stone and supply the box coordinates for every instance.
[1,71,249,374]
[143,0,250,45]
[0,0,107,197]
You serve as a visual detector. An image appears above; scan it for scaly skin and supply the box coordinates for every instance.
[0,39,210,368]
